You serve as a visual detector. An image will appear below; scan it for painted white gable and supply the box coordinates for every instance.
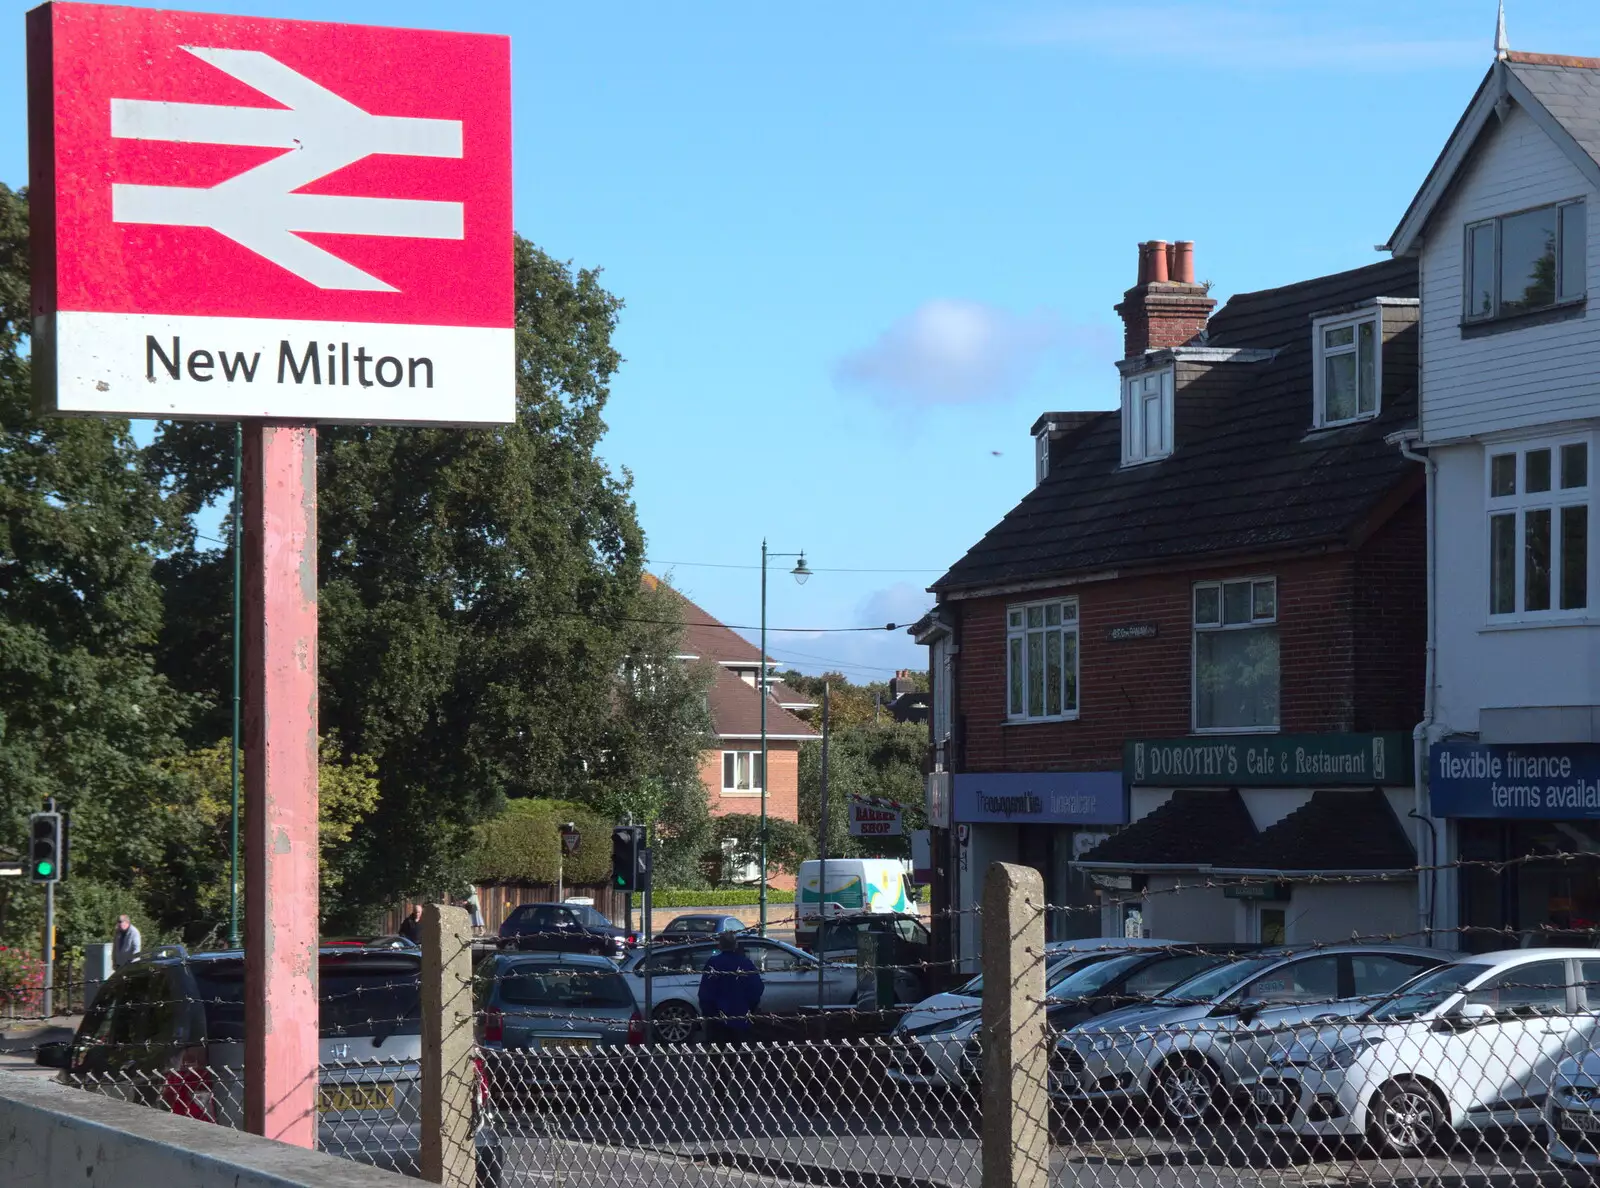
[1419,102,1600,443]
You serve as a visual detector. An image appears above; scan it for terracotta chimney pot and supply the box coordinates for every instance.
[1148,240,1169,283]
[1173,240,1195,285]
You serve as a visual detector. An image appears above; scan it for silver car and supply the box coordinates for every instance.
[620,936,856,1042]
[1056,945,1446,1127]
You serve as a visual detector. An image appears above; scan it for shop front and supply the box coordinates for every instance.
[1431,741,1600,952]
[950,770,1125,971]
[1076,733,1418,946]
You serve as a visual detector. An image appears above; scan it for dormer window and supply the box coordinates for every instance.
[1035,430,1050,485]
[1121,366,1173,466]
[1313,311,1380,428]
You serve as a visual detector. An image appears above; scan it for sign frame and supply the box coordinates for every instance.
[1124,733,1412,788]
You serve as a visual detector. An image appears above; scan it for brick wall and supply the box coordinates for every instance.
[701,741,801,822]
[954,535,1423,773]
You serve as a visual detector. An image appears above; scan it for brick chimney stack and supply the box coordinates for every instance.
[1113,239,1214,359]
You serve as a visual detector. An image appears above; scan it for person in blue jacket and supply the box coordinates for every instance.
[698,931,763,1043]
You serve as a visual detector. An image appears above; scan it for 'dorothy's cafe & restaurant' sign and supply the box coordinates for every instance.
[1124,733,1413,787]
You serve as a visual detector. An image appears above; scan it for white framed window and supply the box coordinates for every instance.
[1465,199,1587,322]
[722,751,764,794]
[1121,367,1174,466]
[1312,311,1380,427]
[1035,431,1050,486]
[1486,437,1591,621]
[1193,577,1279,732]
[1005,598,1079,721]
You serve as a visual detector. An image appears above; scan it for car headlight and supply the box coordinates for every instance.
[1308,1037,1383,1071]
[1089,1033,1138,1054]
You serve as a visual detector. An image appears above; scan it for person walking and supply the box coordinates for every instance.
[698,931,763,1044]
[398,904,424,945]
[112,915,141,968]
[463,890,485,937]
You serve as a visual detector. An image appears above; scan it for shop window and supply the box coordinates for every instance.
[1193,577,1279,732]
[1005,597,1079,722]
[1487,437,1592,620]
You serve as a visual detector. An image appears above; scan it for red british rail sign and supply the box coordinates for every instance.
[27,2,514,424]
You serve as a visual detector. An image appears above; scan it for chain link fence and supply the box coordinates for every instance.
[13,873,1600,1187]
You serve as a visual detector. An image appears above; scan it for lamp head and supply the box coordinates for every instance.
[791,554,811,585]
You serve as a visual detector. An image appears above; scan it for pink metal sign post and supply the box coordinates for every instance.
[28,1,514,1146]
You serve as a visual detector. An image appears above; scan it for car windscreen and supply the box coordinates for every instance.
[1047,953,1148,997]
[194,959,422,1042]
[498,963,633,1008]
[1154,955,1280,1004]
[1362,963,1490,1022]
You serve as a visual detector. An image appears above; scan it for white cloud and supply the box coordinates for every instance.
[833,299,1108,406]
[985,5,1479,71]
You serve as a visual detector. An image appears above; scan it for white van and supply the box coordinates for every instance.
[794,858,913,950]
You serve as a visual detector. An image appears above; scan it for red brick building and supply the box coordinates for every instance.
[658,584,817,887]
[918,245,1428,967]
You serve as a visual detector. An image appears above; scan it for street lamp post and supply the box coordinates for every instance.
[758,540,810,936]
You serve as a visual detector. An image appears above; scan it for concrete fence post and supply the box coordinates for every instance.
[421,903,474,1188]
[980,862,1049,1188]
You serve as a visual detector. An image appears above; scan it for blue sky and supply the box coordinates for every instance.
[5,1,1599,679]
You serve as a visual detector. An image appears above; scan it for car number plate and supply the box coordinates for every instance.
[1254,1083,1290,1107]
[318,1083,395,1113]
[1568,1109,1600,1133]
[538,1036,595,1049]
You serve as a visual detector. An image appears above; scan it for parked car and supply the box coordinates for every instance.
[657,914,748,944]
[1547,1027,1600,1169]
[497,901,629,958]
[619,936,855,1043]
[37,944,502,1185]
[476,951,643,1108]
[814,913,930,963]
[1249,949,1600,1157]
[1057,945,1448,1127]
[895,937,1194,1038]
[888,944,1243,1091]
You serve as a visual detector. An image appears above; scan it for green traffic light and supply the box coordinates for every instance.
[35,861,53,877]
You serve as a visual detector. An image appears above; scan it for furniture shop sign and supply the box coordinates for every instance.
[1431,742,1600,819]
[27,2,514,424]
[953,771,1126,826]
[1124,733,1412,787]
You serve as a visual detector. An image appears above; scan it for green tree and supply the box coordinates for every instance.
[798,719,927,862]
[145,239,709,924]
[705,812,812,884]
[0,183,200,952]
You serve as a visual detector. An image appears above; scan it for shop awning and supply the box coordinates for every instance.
[1074,787,1415,877]
[1073,789,1256,871]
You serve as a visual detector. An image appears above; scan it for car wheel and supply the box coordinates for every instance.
[652,1001,698,1044]
[1152,1054,1219,1129]
[1369,1079,1446,1158]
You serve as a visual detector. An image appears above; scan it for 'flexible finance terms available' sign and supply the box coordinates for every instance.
[28,3,513,424]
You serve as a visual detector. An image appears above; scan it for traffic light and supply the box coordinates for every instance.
[611,825,648,892]
[29,811,62,883]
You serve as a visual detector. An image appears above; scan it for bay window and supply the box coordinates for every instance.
[1006,598,1079,721]
[1487,438,1591,620]
[1194,577,1279,732]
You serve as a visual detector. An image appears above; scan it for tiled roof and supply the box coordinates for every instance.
[707,668,818,740]
[646,579,764,664]
[1507,54,1600,168]
[1075,790,1257,868]
[769,680,817,709]
[1219,789,1415,873]
[932,258,1420,594]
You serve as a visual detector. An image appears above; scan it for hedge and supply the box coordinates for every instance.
[630,889,795,909]
[471,798,612,884]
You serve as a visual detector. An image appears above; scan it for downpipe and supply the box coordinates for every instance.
[1392,430,1437,945]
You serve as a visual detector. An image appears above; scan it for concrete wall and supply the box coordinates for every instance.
[0,1069,399,1188]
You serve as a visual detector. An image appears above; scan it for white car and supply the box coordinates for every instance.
[1548,1031,1600,1168]
[886,938,1195,1090]
[1251,948,1600,1156]
[1057,945,1445,1127]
